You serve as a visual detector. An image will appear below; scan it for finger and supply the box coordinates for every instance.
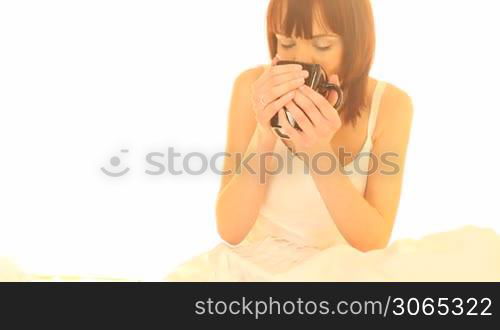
[259,70,309,91]
[261,90,296,123]
[292,87,327,125]
[261,77,305,105]
[268,63,304,76]
[255,64,302,94]
[257,55,282,86]
[271,54,281,66]
[299,85,339,123]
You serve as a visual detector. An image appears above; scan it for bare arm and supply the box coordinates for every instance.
[215,126,278,246]
[215,63,307,245]
[305,85,414,251]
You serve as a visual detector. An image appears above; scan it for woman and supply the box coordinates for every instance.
[166,0,500,281]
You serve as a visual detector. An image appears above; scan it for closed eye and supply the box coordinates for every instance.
[315,45,332,51]
[280,43,296,49]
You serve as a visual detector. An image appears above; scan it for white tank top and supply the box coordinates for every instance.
[245,80,388,249]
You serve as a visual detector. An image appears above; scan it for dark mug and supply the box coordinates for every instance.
[270,60,344,140]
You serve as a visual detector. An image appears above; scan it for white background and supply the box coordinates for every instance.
[0,0,499,280]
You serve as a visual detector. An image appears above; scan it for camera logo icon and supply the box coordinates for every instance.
[101,149,130,177]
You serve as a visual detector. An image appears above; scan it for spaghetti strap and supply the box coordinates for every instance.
[367,80,387,141]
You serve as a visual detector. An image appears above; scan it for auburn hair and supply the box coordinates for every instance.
[266,0,376,127]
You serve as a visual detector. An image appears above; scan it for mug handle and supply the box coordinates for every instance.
[322,82,344,110]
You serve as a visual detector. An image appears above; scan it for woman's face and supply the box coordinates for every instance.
[275,18,344,80]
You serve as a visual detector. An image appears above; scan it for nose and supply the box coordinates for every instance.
[291,43,317,64]
[294,56,315,64]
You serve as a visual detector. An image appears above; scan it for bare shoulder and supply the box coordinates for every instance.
[224,65,267,151]
[228,65,266,109]
[382,82,413,111]
[234,65,266,87]
[227,65,266,123]
[374,81,414,141]
[228,65,266,120]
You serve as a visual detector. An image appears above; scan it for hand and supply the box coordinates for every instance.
[277,74,343,155]
[250,55,309,141]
